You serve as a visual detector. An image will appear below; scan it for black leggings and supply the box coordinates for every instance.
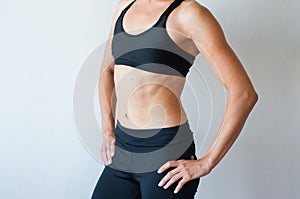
[91,120,200,199]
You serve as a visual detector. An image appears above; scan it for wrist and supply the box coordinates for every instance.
[201,153,217,172]
[101,129,115,135]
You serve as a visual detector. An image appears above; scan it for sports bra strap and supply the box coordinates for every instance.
[121,0,137,13]
[161,0,183,17]
[121,0,183,18]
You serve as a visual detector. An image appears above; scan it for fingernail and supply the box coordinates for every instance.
[157,169,161,173]
[158,182,162,187]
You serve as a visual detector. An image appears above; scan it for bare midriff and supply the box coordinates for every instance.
[114,64,188,130]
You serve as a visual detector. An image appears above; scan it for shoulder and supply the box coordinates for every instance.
[176,0,213,21]
[177,0,215,21]
[116,0,135,11]
[174,0,228,53]
[176,0,224,40]
[178,0,209,12]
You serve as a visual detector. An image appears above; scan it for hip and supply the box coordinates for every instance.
[109,119,197,173]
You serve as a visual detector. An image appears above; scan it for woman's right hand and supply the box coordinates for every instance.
[100,131,116,166]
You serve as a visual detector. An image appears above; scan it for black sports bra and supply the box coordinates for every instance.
[111,0,195,77]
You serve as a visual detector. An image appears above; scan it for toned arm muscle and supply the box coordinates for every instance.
[99,0,130,133]
[180,1,258,170]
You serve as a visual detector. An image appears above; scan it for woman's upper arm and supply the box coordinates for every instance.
[101,0,130,74]
[180,1,256,94]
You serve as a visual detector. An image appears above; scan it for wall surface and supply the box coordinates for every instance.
[0,0,299,198]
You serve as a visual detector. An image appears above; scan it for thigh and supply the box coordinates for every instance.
[91,166,142,199]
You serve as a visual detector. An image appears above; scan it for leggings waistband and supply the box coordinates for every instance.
[110,120,196,173]
[114,119,193,153]
[116,119,190,136]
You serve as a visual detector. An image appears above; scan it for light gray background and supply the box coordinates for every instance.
[0,0,299,198]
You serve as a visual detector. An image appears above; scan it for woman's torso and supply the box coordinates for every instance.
[112,0,199,129]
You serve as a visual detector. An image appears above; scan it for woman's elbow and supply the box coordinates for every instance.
[229,87,259,106]
[241,88,259,107]
[252,90,259,103]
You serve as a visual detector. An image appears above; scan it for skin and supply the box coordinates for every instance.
[98,0,258,194]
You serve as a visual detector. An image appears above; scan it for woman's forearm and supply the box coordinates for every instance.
[202,89,258,170]
[98,63,116,134]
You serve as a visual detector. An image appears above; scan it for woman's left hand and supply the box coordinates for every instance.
[157,156,213,194]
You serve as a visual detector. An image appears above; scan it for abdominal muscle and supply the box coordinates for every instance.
[114,64,188,129]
